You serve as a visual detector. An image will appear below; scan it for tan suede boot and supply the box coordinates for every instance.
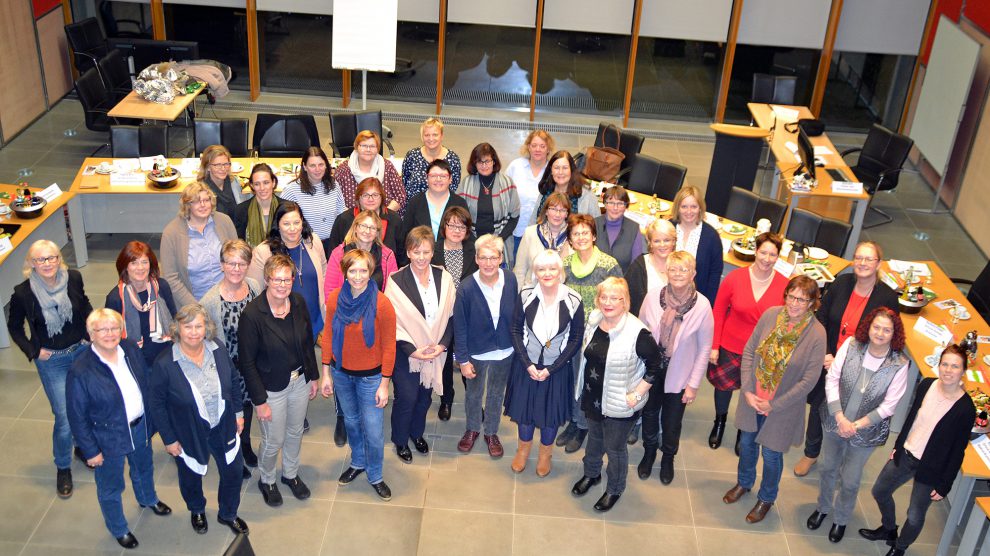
[793,456,817,477]
[536,444,553,477]
[511,440,532,473]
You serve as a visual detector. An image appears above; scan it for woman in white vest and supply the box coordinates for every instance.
[570,277,664,513]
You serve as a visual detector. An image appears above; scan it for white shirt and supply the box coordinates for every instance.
[473,269,514,361]
[506,157,545,237]
[676,223,702,258]
[93,344,144,423]
[416,269,439,327]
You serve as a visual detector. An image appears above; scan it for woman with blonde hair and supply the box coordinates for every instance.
[326,209,398,292]
[197,144,249,220]
[506,129,555,260]
[670,185,723,304]
[334,130,406,214]
[8,239,93,497]
[625,218,676,316]
[402,117,462,199]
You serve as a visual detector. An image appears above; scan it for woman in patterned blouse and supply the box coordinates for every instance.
[402,118,461,200]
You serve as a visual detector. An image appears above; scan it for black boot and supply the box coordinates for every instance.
[637,448,657,480]
[334,416,347,447]
[734,430,742,456]
[658,453,675,485]
[708,414,727,449]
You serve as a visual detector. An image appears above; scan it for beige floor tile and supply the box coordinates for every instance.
[783,533,883,556]
[18,390,60,421]
[417,508,513,556]
[31,481,139,552]
[0,417,17,440]
[604,522,699,555]
[0,479,55,543]
[684,469,783,533]
[0,419,92,481]
[321,501,422,555]
[233,492,330,556]
[514,460,600,520]
[424,453,515,513]
[19,544,120,556]
[605,466,694,526]
[696,528,790,556]
[512,514,605,556]
[677,417,742,474]
[0,371,43,418]
[774,474,872,535]
[332,460,428,507]
[128,486,234,555]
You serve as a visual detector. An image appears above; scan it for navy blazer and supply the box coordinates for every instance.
[453,270,518,363]
[398,191,469,265]
[66,338,153,459]
[149,342,244,467]
[692,221,724,304]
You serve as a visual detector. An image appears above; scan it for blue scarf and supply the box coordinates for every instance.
[330,279,379,370]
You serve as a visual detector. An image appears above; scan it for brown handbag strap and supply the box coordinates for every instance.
[602,124,622,150]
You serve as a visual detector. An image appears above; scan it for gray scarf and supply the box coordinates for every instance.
[29,268,72,337]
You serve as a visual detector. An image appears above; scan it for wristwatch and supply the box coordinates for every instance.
[630,392,643,402]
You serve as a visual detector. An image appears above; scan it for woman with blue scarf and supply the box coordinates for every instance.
[321,249,397,500]
[513,192,572,290]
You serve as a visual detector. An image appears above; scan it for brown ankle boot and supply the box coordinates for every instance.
[512,440,532,473]
[536,444,553,477]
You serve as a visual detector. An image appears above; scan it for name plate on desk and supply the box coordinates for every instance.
[972,435,990,470]
[0,236,12,257]
[831,181,864,194]
[110,173,146,187]
[38,183,63,201]
[913,317,954,345]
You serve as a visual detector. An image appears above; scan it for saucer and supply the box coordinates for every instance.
[925,355,939,368]
[230,162,244,173]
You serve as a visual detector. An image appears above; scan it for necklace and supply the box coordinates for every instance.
[539,292,558,349]
[271,299,290,318]
[479,174,495,196]
[749,266,773,284]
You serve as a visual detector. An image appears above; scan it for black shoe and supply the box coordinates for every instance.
[334,416,347,447]
[141,501,172,516]
[242,466,252,479]
[303,417,310,433]
[884,548,905,556]
[413,437,429,454]
[438,403,452,421]
[806,510,827,530]
[571,475,601,496]
[280,476,311,500]
[556,422,577,447]
[56,468,72,499]
[637,449,656,480]
[708,414,727,449]
[396,444,413,463]
[74,447,94,469]
[218,516,250,535]
[858,525,898,544]
[593,492,621,512]
[242,444,258,468]
[191,512,208,534]
[658,453,675,485]
[258,480,283,507]
[116,532,139,549]
[734,430,742,456]
[372,481,392,501]
[564,428,588,453]
[626,423,640,445]
[338,466,365,485]
[828,524,846,543]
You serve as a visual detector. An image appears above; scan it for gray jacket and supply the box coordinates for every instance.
[576,309,650,418]
[160,214,238,308]
[199,277,262,349]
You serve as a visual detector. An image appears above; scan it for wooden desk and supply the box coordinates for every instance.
[108,86,204,121]
[0,184,74,348]
[747,103,870,260]
[67,157,297,267]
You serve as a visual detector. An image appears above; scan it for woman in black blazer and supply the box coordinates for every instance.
[858,345,975,556]
[398,159,469,265]
[238,254,320,507]
[430,206,478,420]
[6,239,92,498]
[796,241,899,477]
[149,303,248,537]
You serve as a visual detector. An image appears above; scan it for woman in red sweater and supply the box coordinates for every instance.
[707,232,788,452]
[320,249,397,500]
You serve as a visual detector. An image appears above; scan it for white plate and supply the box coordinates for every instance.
[230,162,244,173]
[95,167,114,175]
[723,224,746,236]
[807,247,828,260]
[704,213,722,231]
[925,355,939,368]
[984,354,990,366]
[656,200,671,212]
[952,307,972,321]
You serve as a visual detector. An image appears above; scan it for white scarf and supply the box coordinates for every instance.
[347,151,386,183]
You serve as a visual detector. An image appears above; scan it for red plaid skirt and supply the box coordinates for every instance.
[707,348,742,391]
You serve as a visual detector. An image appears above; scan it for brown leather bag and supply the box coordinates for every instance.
[583,124,624,182]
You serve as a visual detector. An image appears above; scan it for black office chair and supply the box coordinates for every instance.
[64,17,110,74]
[951,261,990,323]
[111,125,169,158]
[328,110,394,157]
[97,50,132,102]
[785,207,852,256]
[75,68,137,155]
[751,73,798,105]
[626,154,686,200]
[592,122,645,181]
[723,187,788,232]
[99,0,151,38]
[841,124,914,228]
[252,114,320,157]
[195,118,250,157]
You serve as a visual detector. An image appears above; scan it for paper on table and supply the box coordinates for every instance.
[721,237,731,254]
[889,259,932,276]
[38,183,62,201]
[114,159,141,173]
[934,299,961,310]
[913,317,954,345]
[771,106,800,122]
[179,158,201,175]
[0,237,12,257]
[624,210,655,229]
[972,435,990,470]
[109,172,146,187]
[813,146,834,156]
[774,258,795,277]
[831,181,864,194]
[966,369,986,383]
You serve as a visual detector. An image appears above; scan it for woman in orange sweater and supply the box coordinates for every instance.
[320,249,397,500]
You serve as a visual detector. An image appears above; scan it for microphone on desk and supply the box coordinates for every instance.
[766,103,777,142]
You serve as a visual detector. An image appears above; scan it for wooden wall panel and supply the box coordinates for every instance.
[0,0,46,142]
[954,90,990,256]
[38,6,73,104]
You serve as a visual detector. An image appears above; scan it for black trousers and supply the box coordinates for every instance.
[641,385,687,455]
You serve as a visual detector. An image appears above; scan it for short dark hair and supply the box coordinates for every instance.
[427,159,452,178]
[467,143,502,175]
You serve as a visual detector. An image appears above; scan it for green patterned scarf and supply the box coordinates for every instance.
[245,196,279,248]
[754,309,813,393]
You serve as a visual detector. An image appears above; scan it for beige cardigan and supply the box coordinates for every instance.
[247,239,328,323]
[160,213,238,308]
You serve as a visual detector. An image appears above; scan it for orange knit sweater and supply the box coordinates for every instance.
[321,290,397,377]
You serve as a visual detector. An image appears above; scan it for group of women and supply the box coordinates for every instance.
[4,123,977,556]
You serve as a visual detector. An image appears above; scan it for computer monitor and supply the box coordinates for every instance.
[797,126,816,181]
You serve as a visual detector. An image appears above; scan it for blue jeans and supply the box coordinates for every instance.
[36,345,83,470]
[175,423,244,520]
[96,417,159,538]
[332,369,385,484]
[737,414,784,503]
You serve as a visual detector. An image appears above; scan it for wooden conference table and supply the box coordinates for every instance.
[0,183,75,348]
[108,84,204,121]
[747,103,870,260]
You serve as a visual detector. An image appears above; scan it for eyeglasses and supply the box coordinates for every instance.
[428,173,450,181]
[210,162,232,169]
[188,198,212,206]
[358,143,377,151]
[599,295,624,303]
[269,277,294,286]
[785,294,812,304]
[853,256,879,263]
[32,255,60,265]
[570,230,593,238]
[446,223,467,232]
[547,206,568,215]
[223,261,248,269]
[604,201,627,208]
[476,159,494,166]
[92,326,121,335]
[356,223,379,233]
[360,192,381,199]
[667,267,691,275]
[478,255,501,263]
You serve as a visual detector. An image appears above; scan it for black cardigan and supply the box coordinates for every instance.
[893,378,974,497]
[7,270,92,361]
[237,291,319,405]
[430,234,478,283]
[625,254,650,317]
[398,191,469,265]
[816,273,899,355]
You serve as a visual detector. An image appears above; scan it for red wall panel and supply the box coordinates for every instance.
[922,0,964,64]
[965,0,990,35]
[32,0,61,19]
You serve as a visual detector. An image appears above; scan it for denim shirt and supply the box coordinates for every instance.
[174,342,222,428]
[187,217,224,300]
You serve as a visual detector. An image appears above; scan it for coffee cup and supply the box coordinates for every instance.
[97,161,112,173]
[756,218,771,235]
[0,203,11,217]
